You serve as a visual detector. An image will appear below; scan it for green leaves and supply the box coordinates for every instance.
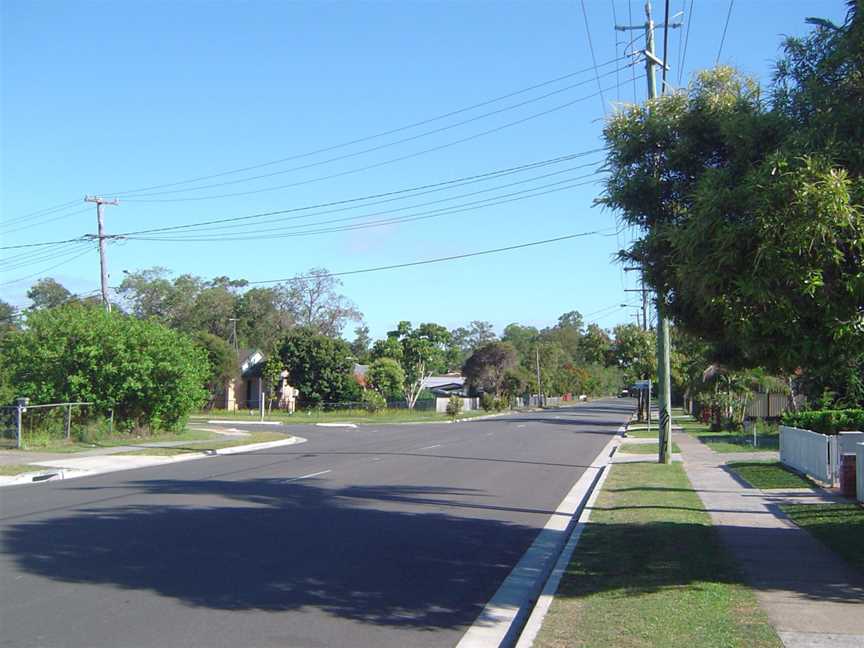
[0,305,208,431]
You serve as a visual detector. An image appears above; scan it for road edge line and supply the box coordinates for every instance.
[455,419,628,648]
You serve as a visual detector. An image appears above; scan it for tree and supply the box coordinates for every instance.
[191,332,237,408]
[0,300,18,338]
[462,342,518,397]
[611,324,656,385]
[601,13,864,404]
[0,304,208,431]
[384,321,452,408]
[580,323,613,366]
[501,323,539,358]
[283,268,362,337]
[235,286,294,352]
[349,325,372,363]
[367,357,405,400]
[26,278,72,310]
[277,328,353,406]
[450,320,497,362]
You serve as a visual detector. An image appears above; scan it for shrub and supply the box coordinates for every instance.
[781,409,864,435]
[446,395,463,419]
[361,389,386,413]
[480,393,496,411]
[494,397,508,411]
[0,304,208,432]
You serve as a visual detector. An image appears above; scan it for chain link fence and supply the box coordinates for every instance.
[0,401,101,449]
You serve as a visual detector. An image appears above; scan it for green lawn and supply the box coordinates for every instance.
[624,427,661,438]
[116,431,290,456]
[534,462,781,648]
[672,418,780,453]
[0,464,52,476]
[192,407,494,425]
[14,428,216,454]
[726,461,813,489]
[781,503,864,572]
[619,441,681,454]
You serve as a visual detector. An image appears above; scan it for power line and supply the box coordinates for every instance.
[1,207,91,236]
[716,0,734,65]
[0,244,96,286]
[105,58,627,199]
[580,0,608,117]
[243,230,614,285]
[0,236,87,251]
[678,0,694,85]
[117,156,603,239]
[125,174,606,244]
[120,67,626,201]
[0,199,82,230]
[122,76,629,203]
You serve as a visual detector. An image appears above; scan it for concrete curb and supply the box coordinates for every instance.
[0,436,307,488]
[456,421,627,648]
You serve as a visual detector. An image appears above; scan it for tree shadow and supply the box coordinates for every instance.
[2,478,543,631]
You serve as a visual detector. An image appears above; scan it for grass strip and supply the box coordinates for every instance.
[619,442,681,454]
[780,503,864,573]
[116,431,289,456]
[16,428,216,454]
[191,407,493,425]
[534,462,781,648]
[0,464,54,476]
[726,461,812,490]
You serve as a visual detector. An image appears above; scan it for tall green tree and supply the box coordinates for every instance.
[26,278,72,310]
[601,10,864,404]
[277,328,353,406]
[382,321,452,408]
[462,341,518,397]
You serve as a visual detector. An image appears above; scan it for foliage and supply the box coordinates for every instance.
[349,325,372,363]
[462,341,518,397]
[601,11,864,404]
[445,395,463,419]
[380,321,452,409]
[191,331,237,407]
[0,304,208,431]
[361,389,387,413]
[480,393,496,412]
[283,268,362,337]
[449,320,497,366]
[610,324,656,385]
[367,357,405,400]
[26,277,72,310]
[580,323,613,365]
[781,409,864,435]
[277,328,353,406]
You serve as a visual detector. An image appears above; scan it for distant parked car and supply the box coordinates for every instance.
[619,390,630,398]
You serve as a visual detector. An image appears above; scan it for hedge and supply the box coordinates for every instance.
[781,409,864,435]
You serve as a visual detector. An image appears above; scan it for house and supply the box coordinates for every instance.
[216,349,298,413]
[421,373,467,397]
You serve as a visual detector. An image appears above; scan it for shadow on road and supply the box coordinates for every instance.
[3,478,542,630]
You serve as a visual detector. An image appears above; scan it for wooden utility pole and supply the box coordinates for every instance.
[616,0,679,464]
[84,196,119,312]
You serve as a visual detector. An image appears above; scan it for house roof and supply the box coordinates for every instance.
[240,349,266,377]
[421,375,465,389]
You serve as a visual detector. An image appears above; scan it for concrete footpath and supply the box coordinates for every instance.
[676,433,864,648]
[0,435,306,486]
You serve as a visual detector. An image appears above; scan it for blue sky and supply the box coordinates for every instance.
[0,0,847,339]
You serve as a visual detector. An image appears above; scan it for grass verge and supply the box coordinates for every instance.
[14,428,216,454]
[726,461,812,489]
[116,431,289,456]
[191,407,494,425]
[619,441,681,454]
[534,462,781,648]
[0,464,53,476]
[780,503,864,573]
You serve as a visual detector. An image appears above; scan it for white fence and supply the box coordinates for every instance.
[780,426,864,486]
[434,396,480,414]
[779,426,834,484]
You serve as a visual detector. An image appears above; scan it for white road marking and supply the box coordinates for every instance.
[281,470,331,483]
[516,424,526,429]
[419,444,441,450]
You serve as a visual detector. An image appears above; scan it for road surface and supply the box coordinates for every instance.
[0,398,633,648]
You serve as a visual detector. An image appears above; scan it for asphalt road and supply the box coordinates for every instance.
[0,398,634,648]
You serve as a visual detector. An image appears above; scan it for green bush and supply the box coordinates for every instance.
[361,389,386,413]
[480,393,496,411]
[446,395,463,419]
[781,409,864,435]
[0,304,208,432]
